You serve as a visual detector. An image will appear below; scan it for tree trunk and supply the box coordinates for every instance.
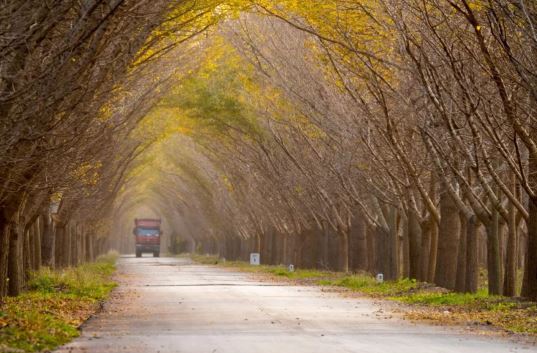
[419,221,431,282]
[428,221,438,283]
[434,191,460,290]
[55,224,65,268]
[522,196,537,300]
[455,212,468,292]
[486,209,502,295]
[255,233,261,254]
[338,226,349,273]
[321,223,330,269]
[465,215,479,293]
[504,195,519,297]
[386,206,399,280]
[0,221,11,297]
[352,218,368,271]
[8,224,23,296]
[86,232,94,262]
[70,224,79,266]
[402,216,410,278]
[41,215,55,267]
[282,234,288,265]
[407,211,422,280]
[64,224,72,267]
[375,227,388,277]
[23,226,32,282]
[366,223,376,275]
[270,229,279,265]
[33,220,41,270]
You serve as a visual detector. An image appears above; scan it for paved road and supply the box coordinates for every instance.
[56,256,535,353]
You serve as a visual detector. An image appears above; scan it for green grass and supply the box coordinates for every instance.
[0,251,118,352]
[397,288,492,306]
[268,267,331,279]
[189,254,333,280]
[319,275,420,296]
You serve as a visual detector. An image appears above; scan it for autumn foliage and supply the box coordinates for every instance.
[1,0,537,303]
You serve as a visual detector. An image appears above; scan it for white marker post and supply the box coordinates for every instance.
[250,253,260,266]
[376,273,384,283]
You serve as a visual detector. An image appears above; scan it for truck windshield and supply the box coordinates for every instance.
[136,228,159,236]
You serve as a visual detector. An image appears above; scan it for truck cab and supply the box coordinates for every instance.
[133,218,161,257]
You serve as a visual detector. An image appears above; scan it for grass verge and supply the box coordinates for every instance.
[0,251,118,352]
[190,254,537,336]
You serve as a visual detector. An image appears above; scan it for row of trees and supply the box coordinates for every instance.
[113,0,537,300]
[0,0,225,297]
[3,0,537,302]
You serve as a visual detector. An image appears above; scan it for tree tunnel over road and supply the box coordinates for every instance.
[2,0,537,326]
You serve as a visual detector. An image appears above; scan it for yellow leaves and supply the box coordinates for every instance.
[98,103,113,122]
[72,161,102,187]
[176,125,192,135]
[467,0,486,11]
[51,192,62,203]
[132,1,221,67]
[222,175,234,192]
[354,162,370,171]
[214,2,244,19]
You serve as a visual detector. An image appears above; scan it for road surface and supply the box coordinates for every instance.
[56,256,535,353]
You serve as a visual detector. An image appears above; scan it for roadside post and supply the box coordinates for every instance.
[250,253,260,265]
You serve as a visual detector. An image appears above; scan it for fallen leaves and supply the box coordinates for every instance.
[0,255,117,352]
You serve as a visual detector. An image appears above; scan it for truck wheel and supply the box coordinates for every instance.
[153,251,160,258]
[136,250,141,258]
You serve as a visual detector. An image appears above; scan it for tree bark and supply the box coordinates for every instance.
[522,196,537,300]
[23,226,32,282]
[407,211,422,279]
[384,206,399,280]
[8,224,23,296]
[428,221,438,283]
[504,193,519,296]
[351,217,368,271]
[455,212,467,292]
[34,220,42,270]
[366,223,376,275]
[486,209,502,295]
[255,233,261,254]
[0,221,11,297]
[86,232,94,262]
[55,224,65,268]
[434,191,460,290]
[419,221,431,282]
[282,234,288,265]
[321,222,330,269]
[465,215,479,293]
[41,215,55,267]
[402,216,410,278]
[337,226,349,272]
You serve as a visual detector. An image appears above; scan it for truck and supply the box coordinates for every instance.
[133,218,161,257]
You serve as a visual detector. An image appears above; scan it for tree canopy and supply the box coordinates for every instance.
[2,0,537,301]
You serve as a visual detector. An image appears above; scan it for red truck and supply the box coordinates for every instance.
[133,218,161,257]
